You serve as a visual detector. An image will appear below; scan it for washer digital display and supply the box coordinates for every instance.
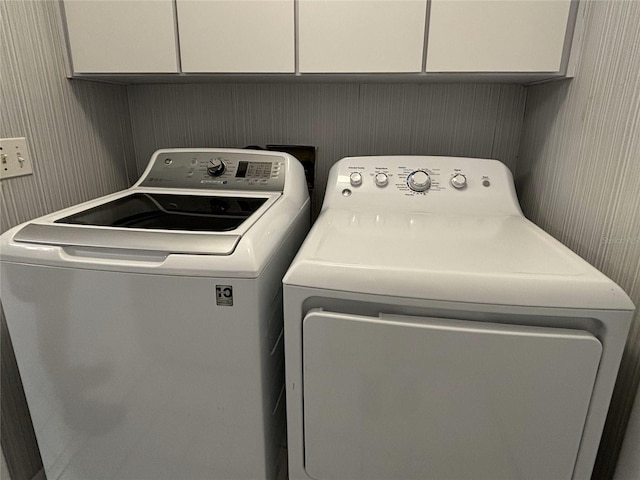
[236,161,272,179]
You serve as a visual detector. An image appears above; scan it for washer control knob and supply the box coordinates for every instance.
[349,172,363,187]
[407,170,431,192]
[207,158,226,177]
[450,173,467,189]
[375,173,388,187]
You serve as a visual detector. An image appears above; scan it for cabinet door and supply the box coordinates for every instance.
[63,0,179,73]
[177,0,294,73]
[298,0,427,73]
[426,0,572,72]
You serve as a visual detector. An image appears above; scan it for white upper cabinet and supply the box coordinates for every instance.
[177,0,295,73]
[62,0,578,79]
[426,0,573,72]
[63,0,179,74]
[298,0,428,73]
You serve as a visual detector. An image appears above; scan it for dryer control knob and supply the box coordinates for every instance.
[207,158,226,177]
[407,170,431,192]
[349,172,363,187]
[451,173,467,189]
[375,173,388,187]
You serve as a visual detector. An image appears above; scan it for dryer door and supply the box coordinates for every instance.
[302,311,602,480]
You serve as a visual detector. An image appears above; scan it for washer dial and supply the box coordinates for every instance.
[207,158,226,177]
[407,170,431,192]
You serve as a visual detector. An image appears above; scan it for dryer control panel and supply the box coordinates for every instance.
[323,155,522,216]
[138,150,286,191]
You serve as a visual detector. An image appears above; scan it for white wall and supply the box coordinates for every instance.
[515,1,640,477]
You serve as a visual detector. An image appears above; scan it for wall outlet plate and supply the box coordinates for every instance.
[1,137,33,179]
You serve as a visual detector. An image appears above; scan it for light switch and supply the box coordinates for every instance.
[1,137,34,179]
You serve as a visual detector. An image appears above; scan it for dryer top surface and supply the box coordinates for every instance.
[284,156,633,311]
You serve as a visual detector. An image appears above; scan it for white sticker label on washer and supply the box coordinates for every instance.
[216,285,233,306]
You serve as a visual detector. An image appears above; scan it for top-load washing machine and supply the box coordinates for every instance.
[283,155,635,480]
[0,148,309,480]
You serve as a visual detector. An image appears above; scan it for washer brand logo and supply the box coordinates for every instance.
[216,285,233,306]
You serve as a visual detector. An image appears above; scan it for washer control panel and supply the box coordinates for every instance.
[139,150,286,191]
[326,155,521,215]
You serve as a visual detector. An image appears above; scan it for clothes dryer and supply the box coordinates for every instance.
[1,148,310,480]
[283,155,634,480]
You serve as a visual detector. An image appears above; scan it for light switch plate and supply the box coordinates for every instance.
[1,137,33,179]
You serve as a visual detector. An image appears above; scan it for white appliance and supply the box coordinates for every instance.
[283,155,635,480]
[0,148,310,480]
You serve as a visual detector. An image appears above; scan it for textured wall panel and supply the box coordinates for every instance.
[128,82,526,215]
[0,1,135,479]
[515,2,640,479]
[0,1,135,232]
